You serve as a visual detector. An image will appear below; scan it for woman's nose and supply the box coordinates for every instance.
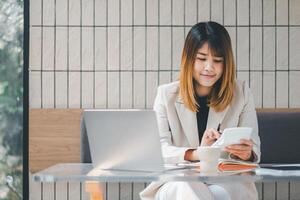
[204,61,213,71]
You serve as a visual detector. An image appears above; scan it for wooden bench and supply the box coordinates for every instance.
[29,109,83,173]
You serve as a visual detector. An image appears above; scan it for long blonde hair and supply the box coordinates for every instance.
[179,21,236,112]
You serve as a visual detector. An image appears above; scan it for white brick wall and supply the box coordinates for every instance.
[29,0,300,199]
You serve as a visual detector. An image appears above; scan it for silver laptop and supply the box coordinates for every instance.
[84,109,166,172]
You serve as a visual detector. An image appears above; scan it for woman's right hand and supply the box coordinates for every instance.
[185,128,221,161]
[200,128,221,146]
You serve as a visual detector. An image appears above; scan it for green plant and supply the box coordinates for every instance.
[0,0,23,199]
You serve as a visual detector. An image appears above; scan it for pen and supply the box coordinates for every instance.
[217,123,222,134]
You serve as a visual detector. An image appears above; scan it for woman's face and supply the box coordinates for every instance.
[193,42,224,96]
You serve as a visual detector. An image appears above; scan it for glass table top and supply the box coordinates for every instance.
[33,163,300,183]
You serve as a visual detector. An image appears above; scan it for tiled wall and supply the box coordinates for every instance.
[29,0,300,199]
[29,0,300,109]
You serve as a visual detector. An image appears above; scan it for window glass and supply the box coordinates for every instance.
[0,0,23,199]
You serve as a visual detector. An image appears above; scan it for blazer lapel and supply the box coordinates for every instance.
[175,97,199,147]
[206,105,230,132]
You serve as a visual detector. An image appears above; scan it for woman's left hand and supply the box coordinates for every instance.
[224,139,254,161]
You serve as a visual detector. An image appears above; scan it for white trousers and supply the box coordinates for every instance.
[154,182,231,200]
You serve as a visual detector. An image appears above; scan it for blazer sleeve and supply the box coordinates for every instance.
[237,81,261,163]
[153,86,191,164]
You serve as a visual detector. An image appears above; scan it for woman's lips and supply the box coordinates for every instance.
[200,74,216,79]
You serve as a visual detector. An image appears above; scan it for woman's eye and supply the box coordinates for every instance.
[214,60,223,63]
[197,58,206,61]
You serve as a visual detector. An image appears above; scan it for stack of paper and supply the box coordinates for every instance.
[218,158,258,172]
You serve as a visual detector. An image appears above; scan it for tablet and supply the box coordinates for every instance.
[211,127,252,148]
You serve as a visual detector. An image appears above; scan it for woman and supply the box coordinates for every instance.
[140,21,261,200]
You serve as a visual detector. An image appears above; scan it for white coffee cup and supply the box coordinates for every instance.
[197,146,221,173]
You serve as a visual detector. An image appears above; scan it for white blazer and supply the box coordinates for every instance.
[140,80,261,200]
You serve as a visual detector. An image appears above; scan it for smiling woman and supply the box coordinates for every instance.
[140,21,261,200]
[0,0,24,199]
